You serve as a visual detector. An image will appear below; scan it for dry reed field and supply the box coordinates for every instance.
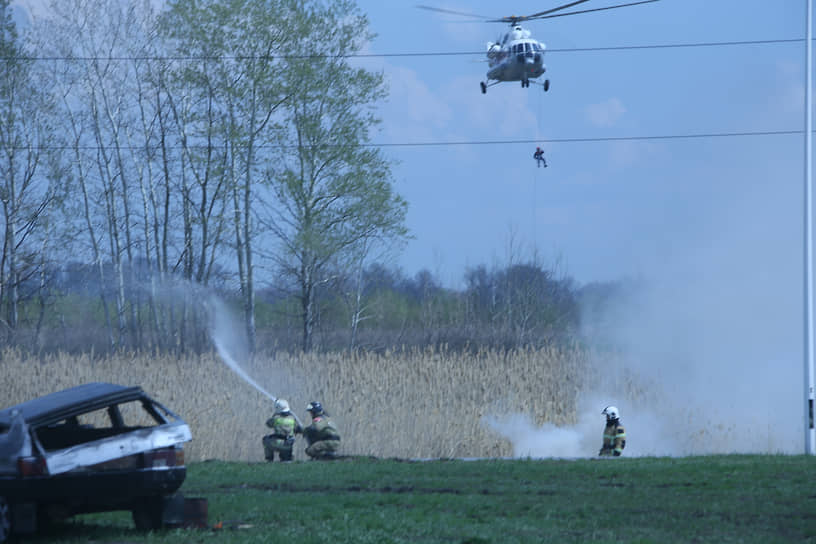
[0,346,590,461]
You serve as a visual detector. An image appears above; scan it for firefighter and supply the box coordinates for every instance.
[262,399,302,462]
[303,401,341,460]
[599,405,626,457]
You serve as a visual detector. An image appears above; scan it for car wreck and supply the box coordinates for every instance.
[0,382,192,542]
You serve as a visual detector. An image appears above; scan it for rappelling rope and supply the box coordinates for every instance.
[530,87,545,245]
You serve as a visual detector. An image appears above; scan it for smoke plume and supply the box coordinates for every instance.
[485,142,804,457]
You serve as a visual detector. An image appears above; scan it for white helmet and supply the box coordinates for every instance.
[602,406,619,420]
[275,399,290,413]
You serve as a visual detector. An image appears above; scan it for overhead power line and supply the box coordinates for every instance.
[0,37,804,62]
[368,129,804,147]
[15,129,805,152]
[355,38,805,58]
[546,38,804,53]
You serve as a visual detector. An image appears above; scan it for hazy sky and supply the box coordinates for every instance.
[350,0,807,288]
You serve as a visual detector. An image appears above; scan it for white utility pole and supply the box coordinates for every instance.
[805,0,815,455]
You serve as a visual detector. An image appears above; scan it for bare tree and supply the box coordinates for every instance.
[35,0,224,352]
[340,235,404,350]
[34,0,146,348]
[159,0,296,354]
[0,0,59,345]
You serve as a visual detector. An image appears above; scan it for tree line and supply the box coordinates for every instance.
[0,0,411,353]
[8,255,597,354]
[0,0,627,356]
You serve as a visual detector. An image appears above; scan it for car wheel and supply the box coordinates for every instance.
[0,497,11,543]
[131,498,164,531]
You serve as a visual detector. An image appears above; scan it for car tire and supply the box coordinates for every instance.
[131,498,164,531]
[0,497,11,543]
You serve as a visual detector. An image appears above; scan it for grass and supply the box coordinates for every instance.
[24,455,816,543]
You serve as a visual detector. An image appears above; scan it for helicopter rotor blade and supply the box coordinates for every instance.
[525,0,593,21]
[419,0,659,27]
[415,5,491,21]
[525,0,660,22]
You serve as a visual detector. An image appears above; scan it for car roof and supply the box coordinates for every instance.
[0,382,147,428]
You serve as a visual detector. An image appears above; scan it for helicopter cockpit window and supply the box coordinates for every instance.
[524,42,531,52]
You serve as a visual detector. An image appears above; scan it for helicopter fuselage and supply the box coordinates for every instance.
[486,45,546,82]
[485,26,546,84]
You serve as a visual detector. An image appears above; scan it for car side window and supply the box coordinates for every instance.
[118,400,162,428]
[72,401,160,430]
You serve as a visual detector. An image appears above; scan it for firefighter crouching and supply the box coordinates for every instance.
[262,399,302,462]
[599,405,626,457]
[303,401,341,459]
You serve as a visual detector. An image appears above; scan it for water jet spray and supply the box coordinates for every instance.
[208,296,304,427]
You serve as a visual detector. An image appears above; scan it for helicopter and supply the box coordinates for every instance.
[418,0,660,94]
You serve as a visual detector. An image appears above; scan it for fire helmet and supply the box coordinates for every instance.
[275,399,290,413]
[602,406,619,421]
[306,401,324,415]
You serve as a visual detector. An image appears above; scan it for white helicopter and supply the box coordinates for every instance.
[418,0,660,94]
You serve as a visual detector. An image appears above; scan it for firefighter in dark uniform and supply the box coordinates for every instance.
[303,401,341,460]
[262,399,302,462]
[599,405,626,457]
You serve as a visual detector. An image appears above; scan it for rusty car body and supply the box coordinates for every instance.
[0,382,192,541]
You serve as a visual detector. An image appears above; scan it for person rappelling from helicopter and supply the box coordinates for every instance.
[534,146,547,168]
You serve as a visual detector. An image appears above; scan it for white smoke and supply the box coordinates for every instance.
[483,138,804,457]
[484,395,671,459]
[485,269,802,458]
[484,411,596,458]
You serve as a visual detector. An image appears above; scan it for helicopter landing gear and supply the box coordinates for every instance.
[521,79,530,88]
[480,81,487,94]
[544,79,550,92]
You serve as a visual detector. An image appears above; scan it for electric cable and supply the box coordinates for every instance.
[8,129,805,152]
[0,38,806,62]
[1,32,805,152]
[365,129,804,148]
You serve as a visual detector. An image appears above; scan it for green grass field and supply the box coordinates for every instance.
[25,455,816,543]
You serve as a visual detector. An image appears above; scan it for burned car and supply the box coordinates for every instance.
[0,382,192,541]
